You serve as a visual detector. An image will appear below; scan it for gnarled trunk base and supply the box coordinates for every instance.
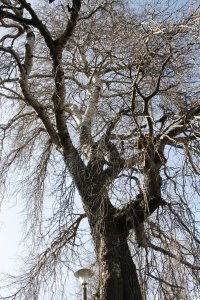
[92,221,143,300]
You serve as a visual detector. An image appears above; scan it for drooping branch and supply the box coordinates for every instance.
[0,214,86,300]
[147,273,184,290]
[149,242,200,271]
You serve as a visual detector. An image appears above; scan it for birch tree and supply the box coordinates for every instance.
[0,0,200,299]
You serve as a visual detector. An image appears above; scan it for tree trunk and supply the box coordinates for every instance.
[91,217,143,300]
[81,174,143,300]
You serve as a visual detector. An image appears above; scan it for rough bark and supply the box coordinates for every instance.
[91,217,143,300]
[91,144,163,299]
[82,185,143,300]
[77,137,165,299]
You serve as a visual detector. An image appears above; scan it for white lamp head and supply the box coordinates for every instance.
[74,268,94,284]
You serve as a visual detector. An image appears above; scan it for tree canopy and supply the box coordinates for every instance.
[0,0,200,299]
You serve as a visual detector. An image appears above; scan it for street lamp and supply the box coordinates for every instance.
[74,268,94,300]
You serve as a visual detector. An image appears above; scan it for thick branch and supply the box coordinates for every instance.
[17,0,55,54]
[0,33,60,149]
[115,194,166,230]
[54,0,82,50]
[79,75,102,158]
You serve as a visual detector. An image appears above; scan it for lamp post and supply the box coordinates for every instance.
[74,268,94,300]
